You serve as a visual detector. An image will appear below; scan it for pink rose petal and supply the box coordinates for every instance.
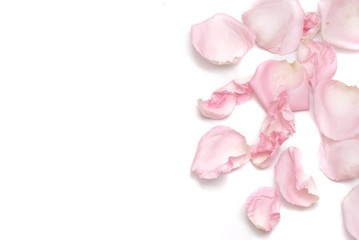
[297,39,337,87]
[313,80,359,141]
[319,135,359,181]
[342,184,359,239]
[191,13,255,65]
[251,92,295,168]
[242,0,304,54]
[191,126,251,179]
[246,187,281,232]
[198,81,252,119]
[250,60,309,112]
[275,147,319,207]
[302,12,321,39]
[319,0,359,50]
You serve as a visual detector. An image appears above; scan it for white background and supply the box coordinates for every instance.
[0,0,358,239]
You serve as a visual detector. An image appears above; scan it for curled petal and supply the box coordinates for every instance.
[191,126,251,179]
[251,92,295,168]
[313,80,359,141]
[302,12,321,39]
[319,135,359,181]
[246,187,281,232]
[191,13,255,65]
[250,60,309,112]
[319,0,359,50]
[297,39,337,87]
[242,0,304,54]
[342,185,359,239]
[275,147,319,207]
[198,81,252,119]
[251,132,286,168]
[261,92,295,136]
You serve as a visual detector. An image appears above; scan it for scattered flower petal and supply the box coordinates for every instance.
[313,80,359,141]
[191,126,251,179]
[251,92,295,168]
[198,81,252,119]
[319,0,359,50]
[250,60,309,112]
[342,184,359,239]
[297,39,337,87]
[302,12,321,39]
[246,187,281,232]
[275,147,319,207]
[191,13,255,65]
[319,135,359,181]
[242,0,304,54]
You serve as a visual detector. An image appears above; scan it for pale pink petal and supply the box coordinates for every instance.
[342,185,359,239]
[251,92,295,168]
[297,39,337,87]
[261,92,295,136]
[275,147,319,207]
[191,126,251,179]
[242,0,304,54]
[250,60,309,112]
[191,13,255,65]
[251,132,286,168]
[302,12,321,39]
[246,187,281,232]
[198,81,252,119]
[313,80,359,141]
[319,135,359,181]
[319,0,359,50]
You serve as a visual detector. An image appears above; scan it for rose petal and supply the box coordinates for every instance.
[297,39,337,87]
[313,80,359,141]
[242,0,304,54]
[251,132,286,168]
[342,184,359,239]
[250,60,309,112]
[246,187,281,232]
[191,13,255,65]
[302,12,321,39]
[319,135,359,181]
[191,126,251,179]
[319,0,359,50]
[275,147,319,207]
[251,92,295,168]
[198,81,252,119]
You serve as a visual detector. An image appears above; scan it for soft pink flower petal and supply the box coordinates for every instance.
[275,147,319,207]
[297,39,337,87]
[342,185,359,239]
[246,187,281,232]
[191,126,251,179]
[313,80,359,141]
[319,135,359,181]
[251,92,295,168]
[251,132,286,168]
[250,60,309,112]
[319,0,359,50]
[191,13,255,65]
[302,12,321,39]
[198,81,252,119]
[242,0,304,54]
